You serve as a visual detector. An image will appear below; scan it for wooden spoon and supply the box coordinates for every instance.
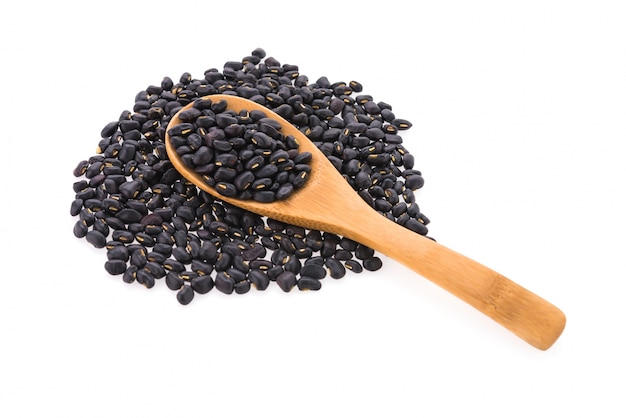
[165,94,566,350]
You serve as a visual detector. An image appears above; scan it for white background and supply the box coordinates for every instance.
[1,1,625,417]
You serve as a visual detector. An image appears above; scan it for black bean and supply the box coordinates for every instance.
[405,174,424,190]
[107,245,130,261]
[136,269,156,288]
[215,182,238,197]
[249,269,270,290]
[404,218,428,235]
[105,259,127,275]
[172,247,192,264]
[73,220,89,238]
[112,230,134,244]
[363,256,383,271]
[177,285,195,305]
[72,48,431,303]
[254,163,278,179]
[284,256,302,274]
[144,261,166,278]
[230,170,253,192]
[298,277,322,291]
[214,252,232,271]
[276,271,297,292]
[178,270,198,281]
[300,264,327,280]
[242,243,266,261]
[166,271,184,290]
[295,247,313,259]
[163,259,184,273]
[191,275,214,294]
[191,259,213,276]
[235,280,251,294]
[214,272,235,294]
[345,260,363,273]
[116,208,143,224]
[130,247,147,267]
[292,171,309,188]
[253,191,276,203]
[199,242,218,262]
[392,118,412,130]
[86,230,107,248]
[135,232,155,247]
[355,244,375,260]
[325,257,346,279]
[118,265,136,284]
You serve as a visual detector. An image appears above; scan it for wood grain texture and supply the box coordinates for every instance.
[165,95,566,350]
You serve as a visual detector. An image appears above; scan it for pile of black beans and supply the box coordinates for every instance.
[169,102,312,202]
[71,48,430,305]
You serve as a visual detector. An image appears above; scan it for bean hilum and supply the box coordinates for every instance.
[71,48,431,304]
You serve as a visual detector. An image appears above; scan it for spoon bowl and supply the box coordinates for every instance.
[165,94,566,350]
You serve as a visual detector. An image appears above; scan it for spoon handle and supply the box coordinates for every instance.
[338,210,566,350]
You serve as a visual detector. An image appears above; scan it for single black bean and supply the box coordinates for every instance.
[363,256,383,271]
[177,285,195,305]
[136,269,156,288]
[144,261,166,278]
[163,259,185,273]
[324,257,346,279]
[107,245,130,261]
[276,271,297,292]
[122,265,138,283]
[93,219,110,236]
[392,118,412,130]
[112,230,134,244]
[374,198,393,213]
[104,259,127,275]
[404,218,428,235]
[242,243,266,261]
[300,264,327,280]
[73,220,89,238]
[178,270,198,281]
[405,174,424,190]
[215,182,238,197]
[355,244,375,260]
[135,232,155,247]
[284,256,302,274]
[214,272,235,294]
[189,253,211,271]
[130,247,148,267]
[153,240,173,255]
[235,280,251,294]
[70,199,84,216]
[166,271,184,290]
[254,163,278,179]
[233,170,255,191]
[297,277,322,291]
[344,259,363,273]
[292,171,309,188]
[294,247,313,259]
[199,242,218,262]
[172,247,192,264]
[214,252,232,271]
[86,230,107,248]
[191,275,214,294]
[253,191,275,203]
[116,208,143,224]
[248,269,270,290]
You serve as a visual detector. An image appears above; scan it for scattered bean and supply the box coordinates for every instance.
[71,48,431,304]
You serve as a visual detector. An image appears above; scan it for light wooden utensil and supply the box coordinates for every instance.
[165,94,566,350]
